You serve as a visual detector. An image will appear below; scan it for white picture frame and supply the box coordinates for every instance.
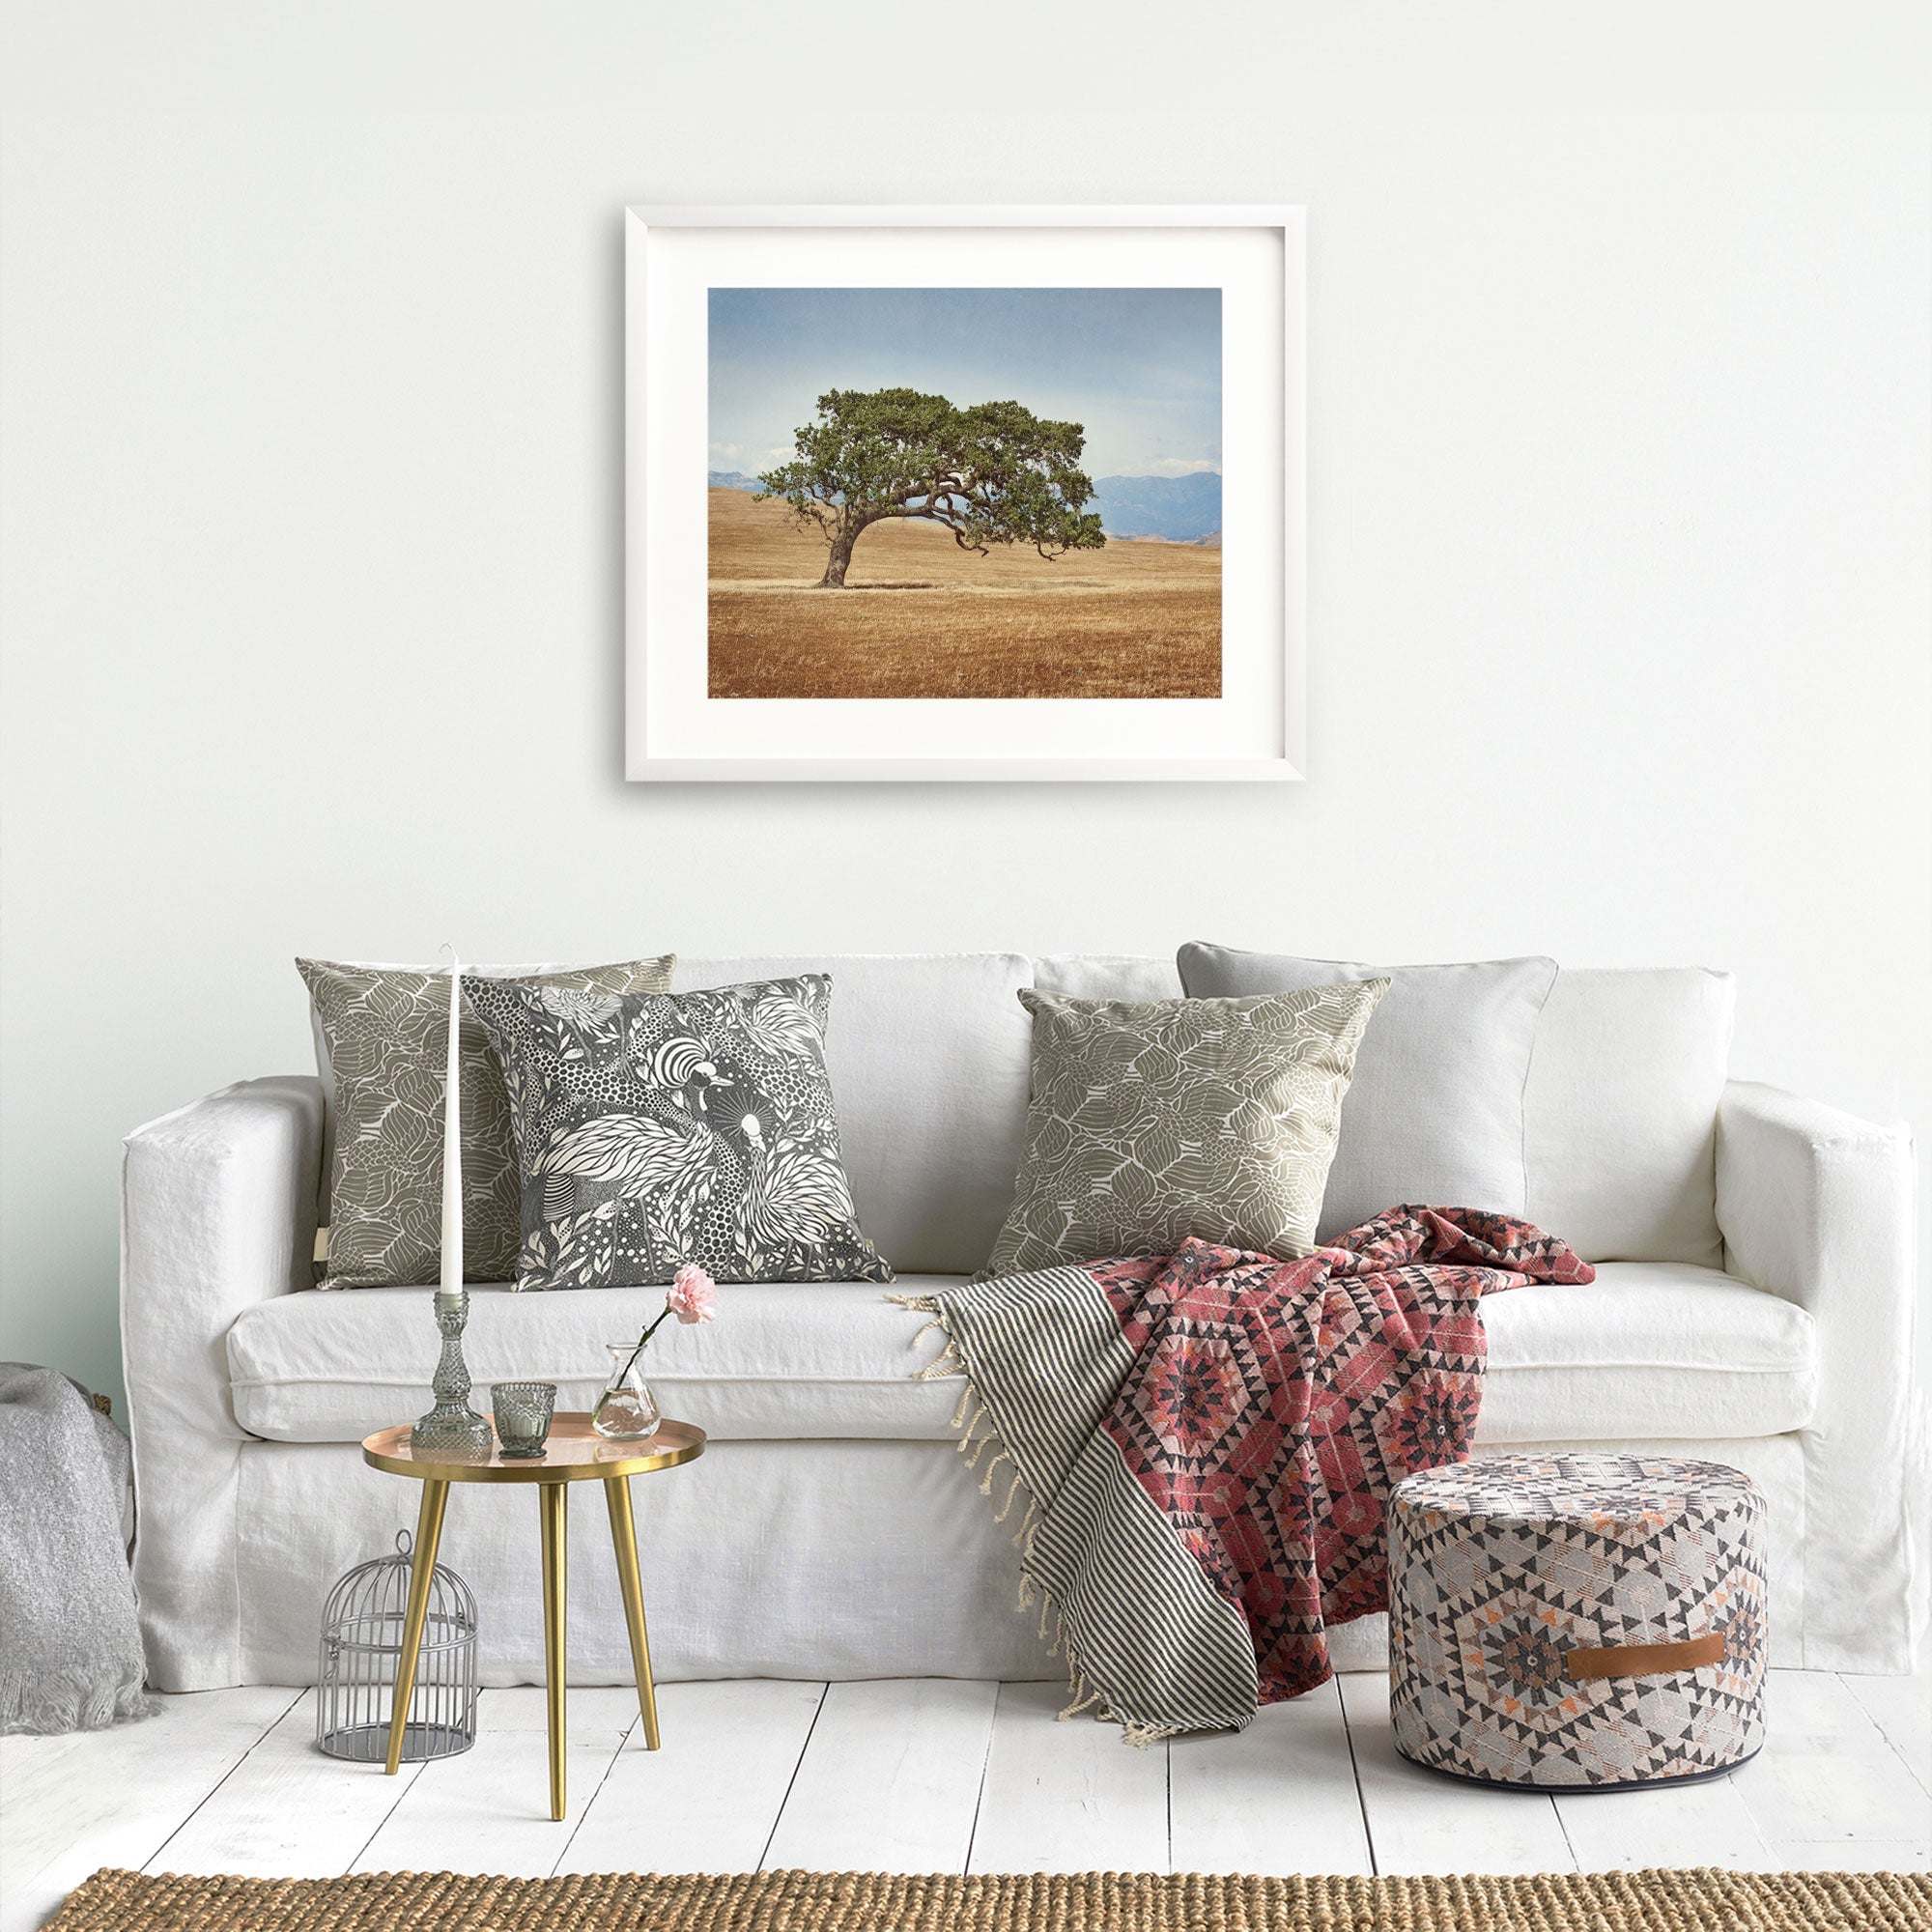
[625,205,1305,781]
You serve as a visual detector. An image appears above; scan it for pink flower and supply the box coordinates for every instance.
[666,1263,718,1326]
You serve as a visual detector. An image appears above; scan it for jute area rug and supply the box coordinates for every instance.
[46,1866,1932,1931]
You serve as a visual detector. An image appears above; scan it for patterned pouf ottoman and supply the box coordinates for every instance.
[1388,1452,1766,1790]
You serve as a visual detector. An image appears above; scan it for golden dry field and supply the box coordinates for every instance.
[707,488,1221,699]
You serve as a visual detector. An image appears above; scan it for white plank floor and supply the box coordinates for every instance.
[3,1670,1927,1932]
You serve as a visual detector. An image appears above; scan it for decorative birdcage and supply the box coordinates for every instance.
[316,1529,477,1762]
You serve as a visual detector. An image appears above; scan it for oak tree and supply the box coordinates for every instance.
[756,387,1105,587]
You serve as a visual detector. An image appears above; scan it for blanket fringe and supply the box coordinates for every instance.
[1059,1678,1102,1720]
[1013,1495,1039,1547]
[888,1293,965,1383]
[889,1290,1163,1747]
[916,1341,962,1381]
[992,1463,1026,1523]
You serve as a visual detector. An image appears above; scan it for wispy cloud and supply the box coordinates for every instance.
[1139,457,1221,477]
[710,440,794,470]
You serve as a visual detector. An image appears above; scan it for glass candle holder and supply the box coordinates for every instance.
[491,1381,556,1459]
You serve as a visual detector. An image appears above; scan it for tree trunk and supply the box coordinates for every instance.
[817,526,859,587]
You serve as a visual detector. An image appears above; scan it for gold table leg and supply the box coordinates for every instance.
[539,1481,568,1821]
[604,1475,661,1750]
[385,1479,449,1776]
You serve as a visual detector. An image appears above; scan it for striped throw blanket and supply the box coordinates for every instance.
[896,1206,1593,1741]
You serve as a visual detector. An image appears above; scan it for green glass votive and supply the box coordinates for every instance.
[491,1381,556,1459]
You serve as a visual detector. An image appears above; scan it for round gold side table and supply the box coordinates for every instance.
[361,1413,705,1820]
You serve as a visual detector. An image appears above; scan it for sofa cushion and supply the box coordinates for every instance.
[1524,968,1734,1265]
[1176,948,1558,1241]
[674,954,1033,1276]
[229,1277,968,1444]
[228,1262,1814,1449]
[1032,953,1182,1002]
[1476,1264,1813,1443]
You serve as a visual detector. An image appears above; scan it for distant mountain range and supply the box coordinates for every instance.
[707,469,1221,544]
[1089,471,1221,543]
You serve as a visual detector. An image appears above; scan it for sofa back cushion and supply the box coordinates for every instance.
[673,953,1033,1276]
[1177,948,1558,1242]
[1523,967,1734,1267]
[1032,953,1183,1003]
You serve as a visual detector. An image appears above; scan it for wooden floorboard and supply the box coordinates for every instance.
[351,1689,633,1878]
[1336,1672,1577,1876]
[1840,1671,1932,1802]
[1169,1677,1371,1876]
[1552,1771,1772,1873]
[0,1685,298,1932]
[144,1690,429,1879]
[967,1681,1170,1875]
[760,1678,998,1875]
[1731,1670,1932,1863]
[557,1679,825,1877]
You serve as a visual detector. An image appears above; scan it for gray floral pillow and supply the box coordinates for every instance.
[297,955,674,1287]
[979,981,1388,1280]
[464,972,891,1290]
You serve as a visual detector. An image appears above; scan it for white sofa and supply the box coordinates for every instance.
[121,952,1920,1692]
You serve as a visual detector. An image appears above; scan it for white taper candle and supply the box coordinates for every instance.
[440,949,463,1299]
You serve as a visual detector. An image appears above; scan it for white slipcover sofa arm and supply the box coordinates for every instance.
[121,1075,324,1690]
[1716,1079,1919,1670]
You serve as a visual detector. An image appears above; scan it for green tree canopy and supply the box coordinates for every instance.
[756,386,1106,586]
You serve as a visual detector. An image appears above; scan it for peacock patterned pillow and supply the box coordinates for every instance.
[978,980,1390,1281]
[464,972,892,1290]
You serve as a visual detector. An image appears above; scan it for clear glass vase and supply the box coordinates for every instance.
[592,1344,662,1439]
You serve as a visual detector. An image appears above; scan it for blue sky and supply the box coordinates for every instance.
[708,287,1221,481]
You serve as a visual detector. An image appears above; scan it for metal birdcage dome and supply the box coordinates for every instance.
[316,1529,477,1763]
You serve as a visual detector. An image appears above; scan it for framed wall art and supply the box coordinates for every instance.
[625,206,1304,781]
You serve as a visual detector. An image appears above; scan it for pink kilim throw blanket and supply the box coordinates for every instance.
[895,1206,1594,1741]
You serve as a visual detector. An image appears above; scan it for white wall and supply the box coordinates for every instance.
[3,6,1928,1406]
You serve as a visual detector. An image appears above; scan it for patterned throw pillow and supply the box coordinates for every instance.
[464,972,892,1290]
[979,981,1388,1281]
[297,956,675,1287]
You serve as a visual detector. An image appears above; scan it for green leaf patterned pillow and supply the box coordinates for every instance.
[298,955,674,1288]
[978,981,1388,1281]
[464,972,892,1291]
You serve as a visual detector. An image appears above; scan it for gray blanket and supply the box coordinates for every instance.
[0,1364,154,1733]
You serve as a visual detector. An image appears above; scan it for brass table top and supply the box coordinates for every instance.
[362,1413,705,1485]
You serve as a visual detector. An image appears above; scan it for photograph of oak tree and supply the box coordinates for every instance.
[707,287,1222,700]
